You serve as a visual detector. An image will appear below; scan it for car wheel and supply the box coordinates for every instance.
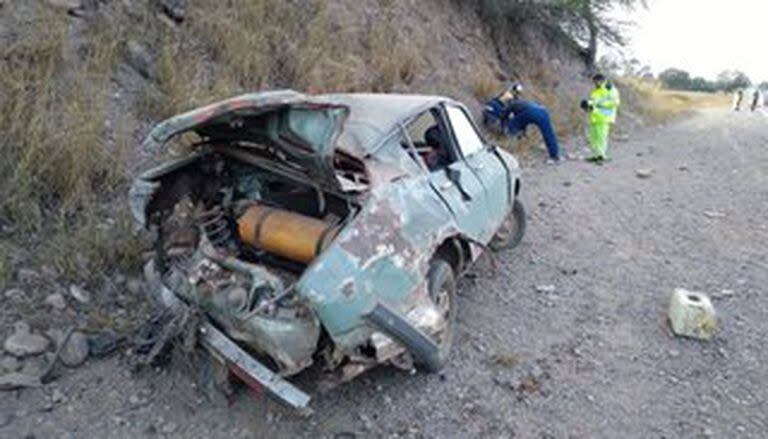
[417,258,457,373]
[490,198,526,251]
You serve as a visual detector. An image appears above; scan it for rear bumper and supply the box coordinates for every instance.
[144,262,312,411]
[199,321,312,411]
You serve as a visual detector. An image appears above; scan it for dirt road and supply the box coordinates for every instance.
[2,108,767,438]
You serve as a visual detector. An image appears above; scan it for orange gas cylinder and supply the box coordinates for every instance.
[237,204,340,264]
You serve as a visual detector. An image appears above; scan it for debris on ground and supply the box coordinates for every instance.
[535,284,556,294]
[68,285,92,304]
[635,168,654,179]
[45,0,82,11]
[3,321,50,357]
[51,387,67,404]
[668,288,717,340]
[713,289,735,299]
[492,359,549,399]
[159,0,187,23]
[702,210,726,219]
[44,292,68,311]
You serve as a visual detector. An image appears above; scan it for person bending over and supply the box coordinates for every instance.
[483,83,561,164]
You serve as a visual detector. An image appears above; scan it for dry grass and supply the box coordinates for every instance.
[0,5,145,287]
[473,68,501,101]
[40,209,146,284]
[619,78,730,124]
[0,241,14,288]
[140,1,342,119]
[139,0,423,120]
[366,19,421,92]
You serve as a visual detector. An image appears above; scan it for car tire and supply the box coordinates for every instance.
[490,198,526,251]
[416,258,457,373]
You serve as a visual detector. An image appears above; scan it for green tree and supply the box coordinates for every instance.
[475,0,647,70]
[716,70,751,92]
[689,77,716,92]
[560,0,647,70]
[659,68,691,90]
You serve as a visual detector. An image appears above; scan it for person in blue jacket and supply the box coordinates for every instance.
[483,83,561,163]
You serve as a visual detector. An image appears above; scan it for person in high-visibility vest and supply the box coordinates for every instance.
[581,73,620,162]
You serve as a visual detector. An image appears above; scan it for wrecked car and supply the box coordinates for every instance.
[130,90,526,410]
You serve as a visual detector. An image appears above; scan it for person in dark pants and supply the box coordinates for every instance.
[750,88,762,111]
[505,100,561,163]
[483,84,561,163]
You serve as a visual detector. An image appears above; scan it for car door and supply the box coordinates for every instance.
[443,105,510,240]
[411,108,487,242]
[405,111,488,242]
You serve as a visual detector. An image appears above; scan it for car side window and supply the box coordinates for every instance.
[445,106,485,157]
[375,128,422,176]
[403,109,456,172]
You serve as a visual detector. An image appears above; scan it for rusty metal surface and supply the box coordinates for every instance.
[198,322,312,411]
[297,176,459,346]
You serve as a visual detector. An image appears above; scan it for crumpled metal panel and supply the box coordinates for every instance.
[142,90,305,151]
[296,176,458,346]
[161,252,320,376]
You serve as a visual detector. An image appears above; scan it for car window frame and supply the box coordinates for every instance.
[401,107,461,174]
[442,104,488,159]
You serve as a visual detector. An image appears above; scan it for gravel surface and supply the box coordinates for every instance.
[2,108,767,438]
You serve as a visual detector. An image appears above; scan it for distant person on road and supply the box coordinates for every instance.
[733,89,744,111]
[750,88,763,111]
[482,83,562,164]
[581,73,620,163]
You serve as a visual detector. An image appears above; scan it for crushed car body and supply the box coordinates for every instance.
[130,90,526,410]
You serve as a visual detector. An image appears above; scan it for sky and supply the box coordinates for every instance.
[610,0,768,82]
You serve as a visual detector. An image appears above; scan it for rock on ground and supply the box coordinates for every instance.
[60,331,90,367]
[3,322,50,357]
[44,292,67,311]
[4,288,26,302]
[68,285,92,304]
[125,41,152,78]
[45,0,82,10]
[635,168,654,178]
